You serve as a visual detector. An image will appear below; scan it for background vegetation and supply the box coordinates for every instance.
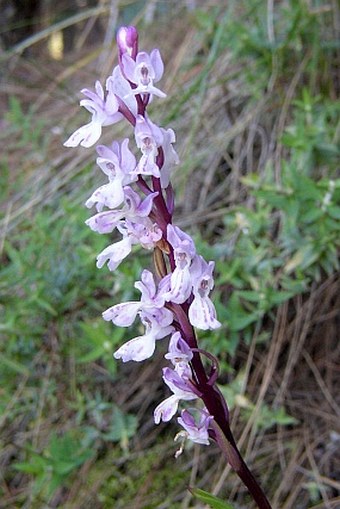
[0,1,339,508]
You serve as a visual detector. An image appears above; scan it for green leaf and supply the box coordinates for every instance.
[13,456,46,475]
[32,297,58,316]
[0,353,30,376]
[269,290,295,305]
[52,460,80,476]
[328,206,340,220]
[284,244,319,273]
[228,311,259,332]
[103,406,138,447]
[190,488,235,509]
[237,290,262,303]
[77,345,105,364]
[274,407,299,426]
[300,208,324,223]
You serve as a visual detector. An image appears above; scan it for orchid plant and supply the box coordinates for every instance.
[64,26,272,509]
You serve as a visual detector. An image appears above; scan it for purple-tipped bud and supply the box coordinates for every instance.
[117,26,138,62]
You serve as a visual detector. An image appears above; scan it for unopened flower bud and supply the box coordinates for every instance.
[117,26,138,61]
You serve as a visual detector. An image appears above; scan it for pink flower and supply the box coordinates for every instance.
[159,127,179,189]
[85,139,137,212]
[96,219,162,271]
[154,367,198,424]
[122,49,166,98]
[113,309,173,362]
[86,188,158,233]
[64,81,122,148]
[102,269,171,326]
[177,408,212,445]
[134,115,164,177]
[188,256,221,330]
[105,65,138,116]
[165,332,193,369]
[164,225,196,304]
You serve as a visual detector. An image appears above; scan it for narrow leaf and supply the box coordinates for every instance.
[189,487,235,509]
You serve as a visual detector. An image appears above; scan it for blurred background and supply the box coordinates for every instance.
[0,1,339,508]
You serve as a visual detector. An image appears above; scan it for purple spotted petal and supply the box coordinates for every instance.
[164,265,192,304]
[64,121,102,148]
[96,236,133,271]
[162,367,197,400]
[102,301,141,327]
[154,395,180,424]
[166,225,196,264]
[159,128,179,189]
[85,209,124,234]
[113,332,156,362]
[188,294,221,330]
[85,181,125,212]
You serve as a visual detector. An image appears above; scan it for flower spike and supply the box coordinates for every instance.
[65,24,273,509]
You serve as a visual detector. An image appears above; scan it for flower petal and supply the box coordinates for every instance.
[154,395,180,424]
[64,121,102,148]
[121,53,137,82]
[85,210,123,233]
[165,266,192,304]
[85,181,125,212]
[177,408,212,445]
[150,49,164,81]
[188,295,221,330]
[113,333,156,362]
[96,236,132,271]
[102,301,141,326]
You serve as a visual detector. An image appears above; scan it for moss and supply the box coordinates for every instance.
[75,442,188,508]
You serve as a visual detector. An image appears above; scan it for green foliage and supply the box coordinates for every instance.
[304,481,324,504]
[5,96,46,149]
[282,89,340,173]
[239,168,340,280]
[14,430,95,497]
[193,0,337,96]
[193,87,339,381]
[75,318,124,375]
[0,197,145,386]
[0,202,107,380]
[91,443,188,508]
[242,402,298,431]
[189,487,235,509]
[12,397,137,501]
[0,197,142,502]
[73,393,138,452]
[219,372,298,431]
[0,159,11,203]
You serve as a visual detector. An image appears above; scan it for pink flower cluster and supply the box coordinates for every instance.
[64,26,221,448]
